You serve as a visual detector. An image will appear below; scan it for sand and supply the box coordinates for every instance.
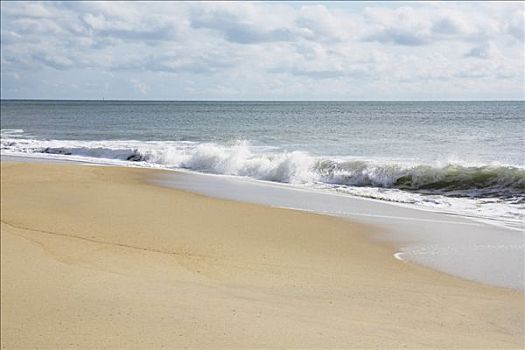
[1,162,523,349]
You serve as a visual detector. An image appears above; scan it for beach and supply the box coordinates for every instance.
[1,161,523,349]
[3,100,524,289]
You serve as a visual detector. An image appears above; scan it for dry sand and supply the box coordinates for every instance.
[1,162,523,349]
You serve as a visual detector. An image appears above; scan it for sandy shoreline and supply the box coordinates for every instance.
[1,162,523,348]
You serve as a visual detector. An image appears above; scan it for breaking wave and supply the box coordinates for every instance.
[2,131,523,202]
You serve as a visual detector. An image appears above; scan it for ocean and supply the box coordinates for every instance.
[1,100,524,229]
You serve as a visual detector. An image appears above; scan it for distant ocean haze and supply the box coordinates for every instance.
[1,100,524,228]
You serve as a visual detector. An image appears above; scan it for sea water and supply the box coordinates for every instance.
[2,100,523,229]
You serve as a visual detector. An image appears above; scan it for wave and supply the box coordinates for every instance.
[0,129,25,137]
[2,132,523,202]
[314,160,524,200]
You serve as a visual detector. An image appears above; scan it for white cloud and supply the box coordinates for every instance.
[130,78,149,94]
[465,42,501,59]
[0,1,523,100]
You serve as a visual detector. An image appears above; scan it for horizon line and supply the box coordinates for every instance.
[1,98,524,102]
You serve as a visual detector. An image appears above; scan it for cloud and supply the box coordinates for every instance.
[190,3,297,44]
[0,1,523,100]
[362,6,433,46]
[271,66,343,80]
[465,42,499,59]
[506,9,525,41]
[295,5,355,42]
[130,78,149,94]
[192,12,295,44]
[361,4,520,46]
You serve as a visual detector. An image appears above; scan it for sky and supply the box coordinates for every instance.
[0,1,523,100]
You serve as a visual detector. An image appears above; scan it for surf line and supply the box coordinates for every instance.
[393,252,405,261]
[332,211,486,226]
